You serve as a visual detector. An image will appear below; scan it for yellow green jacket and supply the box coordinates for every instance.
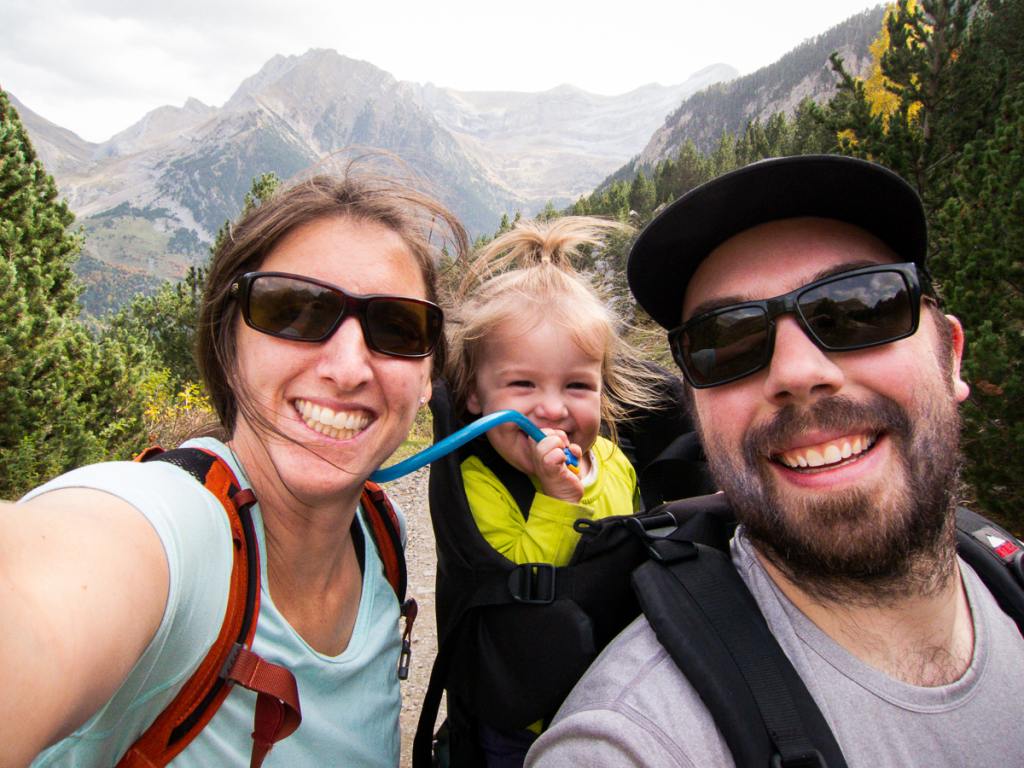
[462,436,639,566]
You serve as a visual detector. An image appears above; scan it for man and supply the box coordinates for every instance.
[525,156,1024,767]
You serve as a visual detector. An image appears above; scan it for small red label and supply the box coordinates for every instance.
[995,541,1020,559]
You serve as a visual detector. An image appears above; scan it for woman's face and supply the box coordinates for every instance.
[229,216,434,504]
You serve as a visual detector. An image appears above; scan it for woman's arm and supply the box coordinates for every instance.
[0,489,169,768]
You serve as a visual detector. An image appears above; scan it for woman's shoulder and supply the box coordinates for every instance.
[24,442,235,544]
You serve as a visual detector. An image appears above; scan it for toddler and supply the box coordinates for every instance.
[445,216,662,766]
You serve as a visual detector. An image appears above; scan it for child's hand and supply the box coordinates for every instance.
[532,429,585,503]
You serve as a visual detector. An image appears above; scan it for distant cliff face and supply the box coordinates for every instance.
[632,6,886,172]
[408,64,737,210]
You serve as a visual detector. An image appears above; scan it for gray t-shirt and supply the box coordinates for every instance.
[526,532,1024,768]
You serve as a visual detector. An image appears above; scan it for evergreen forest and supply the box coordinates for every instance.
[2,0,1021,533]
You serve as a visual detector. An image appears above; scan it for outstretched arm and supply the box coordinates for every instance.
[0,489,169,768]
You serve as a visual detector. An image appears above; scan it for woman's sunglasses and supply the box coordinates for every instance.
[669,263,923,388]
[230,272,444,358]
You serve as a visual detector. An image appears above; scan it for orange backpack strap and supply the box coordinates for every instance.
[361,480,418,681]
[117,447,301,768]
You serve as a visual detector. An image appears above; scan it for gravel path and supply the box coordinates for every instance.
[377,467,443,768]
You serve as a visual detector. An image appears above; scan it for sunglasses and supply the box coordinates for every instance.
[669,263,923,388]
[230,272,443,358]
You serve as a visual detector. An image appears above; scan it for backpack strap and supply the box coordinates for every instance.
[955,507,1024,635]
[632,495,847,768]
[474,439,536,521]
[361,479,418,680]
[362,480,407,600]
[637,431,715,509]
[117,447,300,768]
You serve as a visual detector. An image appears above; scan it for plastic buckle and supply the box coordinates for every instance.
[647,538,698,565]
[770,749,828,768]
[219,641,244,681]
[508,563,556,604]
[1011,551,1024,589]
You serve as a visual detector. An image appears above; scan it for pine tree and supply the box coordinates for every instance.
[818,0,1024,529]
[627,172,655,221]
[104,265,207,392]
[710,130,737,176]
[791,98,838,155]
[932,91,1024,527]
[0,90,147,498]
[822,0,994,210]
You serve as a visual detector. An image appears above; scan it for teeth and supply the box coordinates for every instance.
[294,399,371,440]
[776,434,877,471]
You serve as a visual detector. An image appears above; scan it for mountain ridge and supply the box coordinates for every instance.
[15,49,738,237]
[10,7,888,316]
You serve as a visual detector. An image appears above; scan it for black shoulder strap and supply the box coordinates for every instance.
[636,502,1024,768]
[637,431,715,510]
[473,439,536,521]
[632,496,846,768]
[955,507,1024,635]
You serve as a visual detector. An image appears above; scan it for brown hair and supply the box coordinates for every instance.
[446,216,664,441]
[197,158,468,434]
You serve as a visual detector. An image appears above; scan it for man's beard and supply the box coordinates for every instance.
[703,392,963,606]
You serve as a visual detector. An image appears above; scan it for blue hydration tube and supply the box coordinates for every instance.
[370,410,580,483]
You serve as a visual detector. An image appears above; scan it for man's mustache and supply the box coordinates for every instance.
[742,394,913,466]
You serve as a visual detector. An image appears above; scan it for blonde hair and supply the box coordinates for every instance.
[446,216,663,441]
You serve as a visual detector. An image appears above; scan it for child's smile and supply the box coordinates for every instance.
[466,319,602,479]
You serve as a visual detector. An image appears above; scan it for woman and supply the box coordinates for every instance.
[1,164,468,768]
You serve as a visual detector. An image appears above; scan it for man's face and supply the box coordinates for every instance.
[683,218,970,600]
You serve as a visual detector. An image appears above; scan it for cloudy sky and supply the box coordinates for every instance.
[3,0,881,144]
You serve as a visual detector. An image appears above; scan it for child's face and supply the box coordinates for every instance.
[467,320,603,477]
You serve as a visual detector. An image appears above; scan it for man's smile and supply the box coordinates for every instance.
[773,432,879,472]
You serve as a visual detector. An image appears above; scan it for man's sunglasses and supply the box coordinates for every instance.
[230,272,444,358]
[669,263,923,388]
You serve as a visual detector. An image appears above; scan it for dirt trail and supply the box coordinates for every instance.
[378,467,443,768]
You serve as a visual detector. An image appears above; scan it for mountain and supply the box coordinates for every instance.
[15,51,519,238]
[601,5,887,188]
[16,51,736,243]
[408,64,736,211]
[10,6,889,315]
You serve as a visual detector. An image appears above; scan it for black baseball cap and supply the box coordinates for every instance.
[626,155,929,330]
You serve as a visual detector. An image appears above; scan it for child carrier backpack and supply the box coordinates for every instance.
[413,369,713,768]
[119,446,413,768]
[625,493,1024,768]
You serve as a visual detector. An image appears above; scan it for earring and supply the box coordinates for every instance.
[419,396,427,405]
